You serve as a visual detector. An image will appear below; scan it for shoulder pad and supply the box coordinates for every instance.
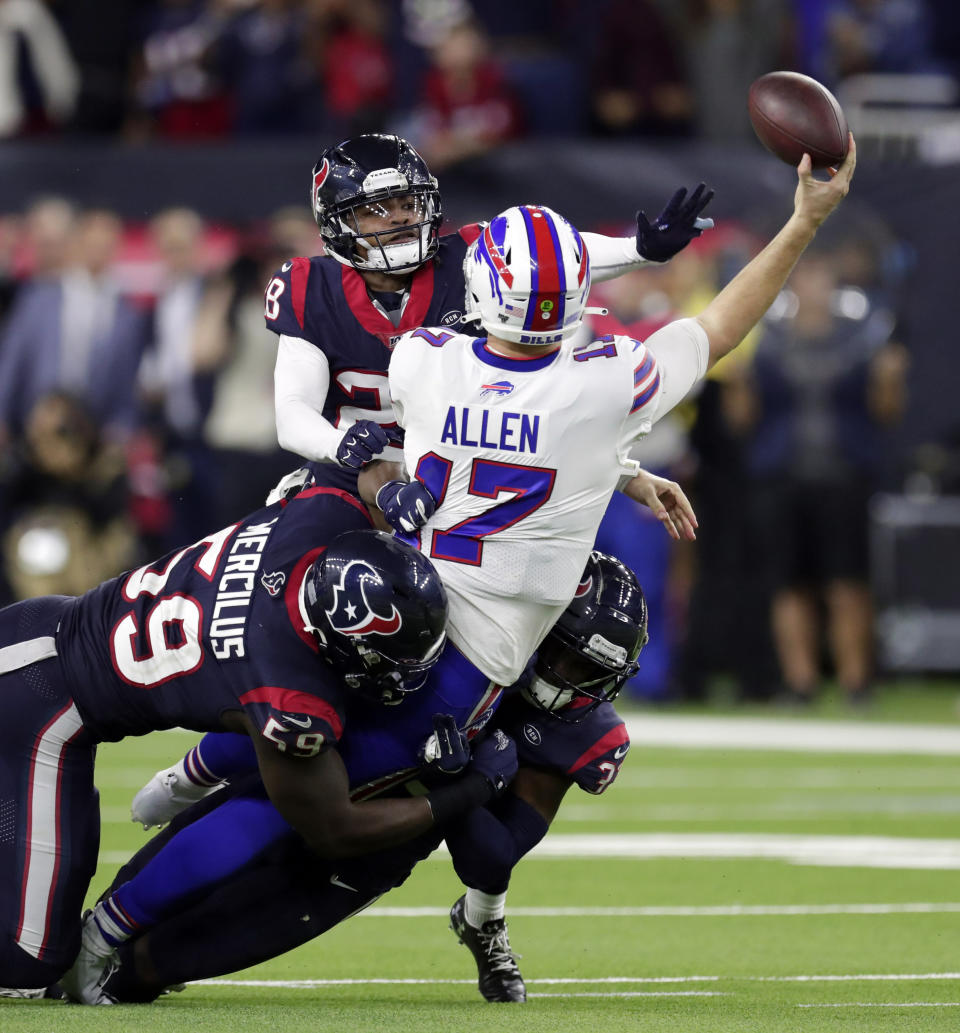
[264,257,313,337]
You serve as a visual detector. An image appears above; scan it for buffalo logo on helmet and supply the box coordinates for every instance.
[324,559,403,637]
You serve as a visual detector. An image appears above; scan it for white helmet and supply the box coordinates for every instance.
[463,205,591,346]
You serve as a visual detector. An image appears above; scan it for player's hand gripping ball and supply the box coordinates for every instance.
[748,71,849,168]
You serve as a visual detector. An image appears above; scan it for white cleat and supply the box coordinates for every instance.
[60,912,118,1005]
[131,767,222,829]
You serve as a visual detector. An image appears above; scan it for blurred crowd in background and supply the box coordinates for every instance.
[0,0,957,707]
[1,0,959,156]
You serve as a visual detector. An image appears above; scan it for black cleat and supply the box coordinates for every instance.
[449,895,526,1003]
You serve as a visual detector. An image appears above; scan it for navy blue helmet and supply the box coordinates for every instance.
[310,134,442,274]
[528,551,648,721]
[304,530,448,705]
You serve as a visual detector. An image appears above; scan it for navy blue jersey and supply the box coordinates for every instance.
[58,487,374,749]
[493,692,630,795]
[263,227,481,492]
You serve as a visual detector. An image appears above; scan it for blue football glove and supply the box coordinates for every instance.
[635,183,715,263]
[420,714,470,775]
[375,479,437,534]
[335,419,391,469]
[467,729,518,795]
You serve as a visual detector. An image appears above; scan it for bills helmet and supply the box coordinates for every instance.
[527,551,648,721]
[464,204,592,346]
[310,134,442,274]
[304,530,448,705]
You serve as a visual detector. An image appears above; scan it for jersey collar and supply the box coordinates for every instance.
[471,337,561,372]
[341,262,436,348]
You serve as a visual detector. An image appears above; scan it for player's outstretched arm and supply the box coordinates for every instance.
[697,134,856,369]
[582,183,714,282]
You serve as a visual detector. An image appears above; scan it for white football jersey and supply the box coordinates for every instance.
[388,319,708,684]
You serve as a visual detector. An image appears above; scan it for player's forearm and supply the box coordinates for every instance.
[581,232,649,283]
[274,333,342,461]
[357,459,406,509]
[274,396,343,461]
[294,797,437,858]
[697,213,818,369]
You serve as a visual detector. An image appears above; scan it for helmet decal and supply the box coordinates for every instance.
[480,222,514,288]
[312,158,330,215]
[325,559,402,637]
[465,204,591,347]
[574,572,593,598]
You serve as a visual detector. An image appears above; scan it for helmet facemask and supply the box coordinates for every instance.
[301,529,448,706]
[526,627,642,722]
[524,551,649,722]
[311,609,446,705]
[311,137,442,274]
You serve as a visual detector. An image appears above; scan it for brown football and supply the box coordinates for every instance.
[748,71,849,168]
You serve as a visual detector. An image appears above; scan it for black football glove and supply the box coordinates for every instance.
[467,729,518,795]
[420,713,470,775]
[335,419,390,469]
[375,479,437,534]
[635,183,715,263]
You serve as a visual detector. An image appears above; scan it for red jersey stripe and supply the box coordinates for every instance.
[239,687,344,739]
[568,723,629,774]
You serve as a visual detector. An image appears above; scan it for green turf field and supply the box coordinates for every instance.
[4,686,960,1032]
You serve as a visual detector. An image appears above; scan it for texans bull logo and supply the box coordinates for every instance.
[325,559,402,637]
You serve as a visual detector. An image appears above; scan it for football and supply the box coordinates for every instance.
[748,71,849,168]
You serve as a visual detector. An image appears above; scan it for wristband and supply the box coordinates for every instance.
[425,771,492,825]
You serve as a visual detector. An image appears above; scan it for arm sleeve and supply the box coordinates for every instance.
[581,232,650,284]
[644,317,709,417]
[273,334,345,462]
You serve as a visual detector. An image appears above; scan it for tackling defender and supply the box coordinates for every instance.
[0,486,520,996]
[265,132,713,513]
[60,552,648,1004]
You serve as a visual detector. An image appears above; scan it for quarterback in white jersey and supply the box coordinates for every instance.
[378,141,857,686]
[389,314,706,685]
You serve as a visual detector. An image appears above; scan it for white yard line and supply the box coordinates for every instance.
[798,1002,960,1008]
[195,973,960,989]
[359,903,960,918]
[102,832,960,868]
[623,715,960,754]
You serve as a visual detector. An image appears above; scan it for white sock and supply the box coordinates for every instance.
[464,888,507,928]
[90,900,132,951]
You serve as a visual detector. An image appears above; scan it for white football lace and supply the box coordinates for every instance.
[479,923,522,972]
